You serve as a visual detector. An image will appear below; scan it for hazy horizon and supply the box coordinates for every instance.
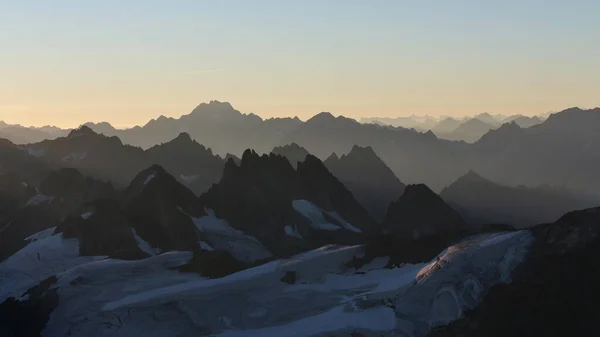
[2,1,600,127]
[0,99,575,130]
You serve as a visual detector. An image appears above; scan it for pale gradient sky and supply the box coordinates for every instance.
[1,0,599,128]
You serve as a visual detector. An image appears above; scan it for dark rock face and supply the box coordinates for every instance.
[123,165,204,254]
[19,129,227,196]
[0,168,117,261]
[382,184,468,239]
[441,170,598,228]
[0,276,59,337]
[0,206,53,262]
[199,150,375,255]
[428,207,600,337]
[56,199,147,260]
[0,139,50,186]
[324,145,405,221]
[39,168,117,219]
[146,132,226,195]
[297,155,375,233]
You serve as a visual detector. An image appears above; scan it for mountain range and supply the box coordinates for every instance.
[2,101,600,336]
[3,102,599,197]
[441,170,598,227]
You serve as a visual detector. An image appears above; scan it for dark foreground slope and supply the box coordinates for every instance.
[429,207,600,337]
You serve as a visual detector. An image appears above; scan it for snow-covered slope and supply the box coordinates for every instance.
[2,230,532,337]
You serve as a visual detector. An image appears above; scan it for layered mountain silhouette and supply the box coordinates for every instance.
[271,143,310,168]
[0,168,116,260]
[360,115,438,131]
[199,150,376,256]
[3,102,599,208]
[431,117,464,134]
[19,126,226,195]
[441,170,598,227]
[382,184,468,239]
[324,145,405,221]
[6,102,595,197]
[22,126,147,187]
[0,122,68,144]
[1,118,600,337]
[501,115,543,128]
[145,132,226,194]
[435,118,498,143]
[85,101,303,154]
[470,107,600,194]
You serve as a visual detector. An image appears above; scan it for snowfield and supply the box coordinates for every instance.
[0,230,533,337]
[292,199,361,232]
[188,208,273,262]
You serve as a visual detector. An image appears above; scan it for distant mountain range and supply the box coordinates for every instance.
[362,112,545,135]
[441,170,598,227]
[1,109,600,335]
[1,102,599,198]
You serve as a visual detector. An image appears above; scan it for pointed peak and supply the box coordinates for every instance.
[499,120,521,129]
[241,149,260,163]
[125,165,177,196]
[68,125,97,138]
[174,132,193,142]
[347,145,378,158]
[325,152,339,162]
[224,153,241,165]
[297,154,328,173]
[459,170,490,182]
[307,112,336,123]
[424,130,437,138]
[272,142,308,153]
[403,183,436,196]
[271,143,311,167]
[145,164,168,176]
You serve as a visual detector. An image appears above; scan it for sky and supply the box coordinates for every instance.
[1,0,599,128]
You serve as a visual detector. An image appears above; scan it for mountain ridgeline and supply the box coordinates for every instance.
[1,103,600,336]
[3,102,600,199]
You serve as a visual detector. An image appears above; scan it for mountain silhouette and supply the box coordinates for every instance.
[382,184,468,239]
[4,103,600,198]
[324,145,405,221]
[271,143,310,168]
[501,115,543,128]
[431,117,464,134]
[437,118,497,143]
[146,132,225,195]
[199,150,375,256]
[440,170,598,227]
